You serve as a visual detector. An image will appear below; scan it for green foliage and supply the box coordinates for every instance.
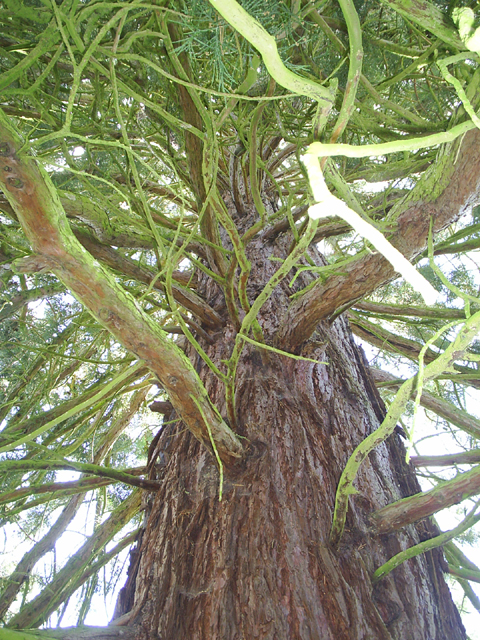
[0,0,479,631]
[1,0,52,25]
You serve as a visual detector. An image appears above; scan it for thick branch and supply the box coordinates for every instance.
[0,467,149,506]
[0,111,244,465]
[369,464,480,535]
[277,128,480,349]
[349,315,439,363]
[149,400,174,414]
[448,565,480,585]
[379,0,465,51]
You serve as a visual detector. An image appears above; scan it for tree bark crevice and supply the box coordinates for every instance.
[114,242,465,637]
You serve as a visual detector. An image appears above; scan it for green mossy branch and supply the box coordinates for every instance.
[208,0,336,107]
[7,492,142,629]
[372,502,480,584]
[307,119,475,159]
[330,309,480,547]
[379,0,465,51]
[0,109,244,465]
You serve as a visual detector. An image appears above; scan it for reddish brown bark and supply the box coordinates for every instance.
[0,104,470,640]
[370,465,480,536]
[114,209,465,639]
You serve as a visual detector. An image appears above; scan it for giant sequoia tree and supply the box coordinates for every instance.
[2,0,480,638]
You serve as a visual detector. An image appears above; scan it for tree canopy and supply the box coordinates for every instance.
[1,0,480,634]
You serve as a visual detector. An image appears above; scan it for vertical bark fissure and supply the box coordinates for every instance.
[116,197,465,640]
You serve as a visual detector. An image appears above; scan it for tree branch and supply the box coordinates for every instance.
[0,459,161,492]
[329,309,480,546]
[0,110,244,466]
[277,127,480,350]
[379,0,465,51]
[369,464,480,535]
[349,314,439,363]
[353,317,480,390]
[371,368,480,439]
[0,496,83,620]
[0,283,65,320]
[353,300,475,320]
[75,230,223,329]
[7,492,142,629]
[0,467,149,506]
[411,451,480,467]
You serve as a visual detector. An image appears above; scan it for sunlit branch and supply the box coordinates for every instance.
[303,153,438,304]
[0,110,244,465]
[277,127,480,350]
[330,309,480,547]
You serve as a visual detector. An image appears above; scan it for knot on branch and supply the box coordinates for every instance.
[12,254,56,274]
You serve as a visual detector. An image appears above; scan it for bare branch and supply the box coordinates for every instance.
[411,451,480,467]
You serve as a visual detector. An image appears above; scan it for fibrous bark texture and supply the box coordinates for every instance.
[114,204,464,640]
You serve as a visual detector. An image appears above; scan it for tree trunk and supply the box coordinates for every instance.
[113,199,465,640]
